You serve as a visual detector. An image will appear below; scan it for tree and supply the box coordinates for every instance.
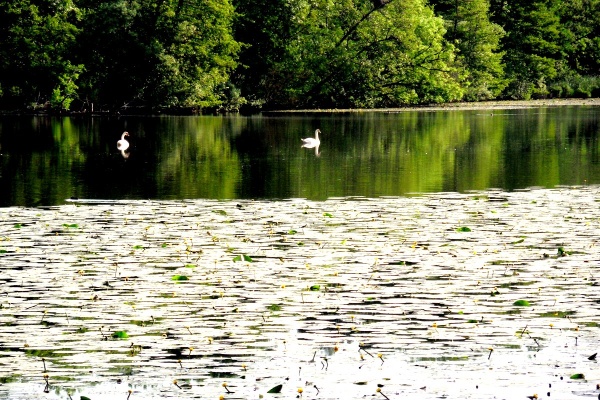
[257,0,463,108]
[430,0,506,101]
[492,0,563,99]
[76,0,241,111]
[0,0,83,110]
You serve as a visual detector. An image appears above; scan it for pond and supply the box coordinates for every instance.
[1,106,600,400]
[0,105,599,206]
[1,188,599,400]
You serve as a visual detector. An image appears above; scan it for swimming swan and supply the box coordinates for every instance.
[301,129,321,148]
[117,132,130,151]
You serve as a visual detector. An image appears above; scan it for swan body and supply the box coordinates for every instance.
[117,131,130,151]
[301,129,321,148]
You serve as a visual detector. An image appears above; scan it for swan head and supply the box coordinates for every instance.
[121,131,130,139]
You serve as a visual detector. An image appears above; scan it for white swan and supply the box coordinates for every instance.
[301,129,321,148]
[117,132,130,151]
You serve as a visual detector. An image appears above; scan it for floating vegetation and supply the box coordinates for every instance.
[1,187,599,399]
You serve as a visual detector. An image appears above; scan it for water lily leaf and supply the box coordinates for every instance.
[323,212,334,218]
[267,304,282,312]
[570,373,585,379]
[233,254,254,262]
[185,264,196,268]
[171,275,189,281]
[13,224,22,228]
[214,209,228,216]
[456,226,471,232]
[63,223,79,228]
[81,396,92,400]
[267,384,283,393]
[513,300,530,306]
[112,331,129,339]
[287,230,297,235]
[309,285,320,291]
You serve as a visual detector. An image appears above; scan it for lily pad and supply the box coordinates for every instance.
[569,373,585,379]
[233,254,254,262]
[267,384,283,393]
[456,226,471,232]
[171,275,189,281]
[513,300,531,306]
[111,331,129,339]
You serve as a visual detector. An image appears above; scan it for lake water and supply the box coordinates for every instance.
[1,106,599,206]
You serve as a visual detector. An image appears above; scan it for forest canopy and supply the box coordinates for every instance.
[0,0,599,112]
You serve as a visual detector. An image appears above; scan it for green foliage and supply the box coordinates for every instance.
[1,0,598,110]
[431,0,507,100]
[0,0,83,110]
[171,275,189,281]
[233,254,254,262]
[513,300,531,306]
[569,373,585,379]
[494,0,564,99]
[265,0,463,108]
[111,330,129,339]
[456,226,471,232]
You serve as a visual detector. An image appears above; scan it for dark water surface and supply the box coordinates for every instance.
[1,106,599,206]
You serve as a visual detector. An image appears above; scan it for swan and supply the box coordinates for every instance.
[301,129,321,148]
[117,132,130,151]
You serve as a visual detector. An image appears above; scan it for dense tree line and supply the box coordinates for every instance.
[0,0,598,112]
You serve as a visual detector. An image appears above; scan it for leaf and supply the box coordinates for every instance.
[171,275,189,281]
[233,254,254,262]
[456,226,471,232]
[267,384,283,393]
[63,223,79,228]
[81,396,92,400]
[309,285,320,291]
[569,373,585,379]
[13,224,22,228]
[185,264,196,268]
[111,331,129,339]
[287,230,297,234]
[513,300,530,306]
[214,210,228,216]
[323,212,334,218]
[267,304,282,312]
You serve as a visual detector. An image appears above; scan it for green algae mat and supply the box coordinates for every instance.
[1,187,600,400]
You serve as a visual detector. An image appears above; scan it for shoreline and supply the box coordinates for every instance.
[265,97,600,113]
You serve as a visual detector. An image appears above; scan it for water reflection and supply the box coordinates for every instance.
[0,107,599,206]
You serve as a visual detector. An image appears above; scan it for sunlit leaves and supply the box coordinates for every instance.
[112,330,129,339]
